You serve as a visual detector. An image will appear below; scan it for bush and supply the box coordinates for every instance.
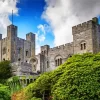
[14,53,100,100]
[0,84,11,100]
[31,97,42,100]
[0,61,12,84]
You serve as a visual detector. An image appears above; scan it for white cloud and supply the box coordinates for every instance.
[36,24,50,54]
[37,24,46,42]
[42,0,100,46]
[0,0,18,38]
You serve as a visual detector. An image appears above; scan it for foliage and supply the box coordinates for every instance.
[7,76,20,83]
[11,91,26,100]
[31,97,42,100]
[7,76,23,95]
[13,53,100,100]
[0,61,12,84]
[0,84,11,100]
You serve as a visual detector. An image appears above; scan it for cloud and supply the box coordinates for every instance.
[42,0,100,46]
[0,0,19,38]
[36,24,50,54]
[37,24,46,42]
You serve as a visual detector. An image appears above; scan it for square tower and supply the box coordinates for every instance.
[72,17,100,54]
[7,24,18,62]
[26,32,35,57]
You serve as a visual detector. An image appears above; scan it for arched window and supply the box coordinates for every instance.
[55,55,63,67]
[33,65,36,71]
[29,58,37,71]
[81,44,83,50]
[18,48,21,54]
[60,58,62,65]
[3,47,6,55]
[3,58,5,61]
[18,58,21,61]
[44,51,45,55]
[47,61,49,68]
[80,41,86,50]
[26,51,28,56]
[58,59,59,66]
[84,43,86,49]
[42,51,43,54]
[55,60,57,66]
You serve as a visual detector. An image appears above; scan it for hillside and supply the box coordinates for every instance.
[12,53,100,100]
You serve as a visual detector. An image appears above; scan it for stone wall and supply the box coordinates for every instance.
[39,42,73,72]
[11,62,33,76]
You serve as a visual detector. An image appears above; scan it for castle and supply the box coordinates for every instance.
[0,17,100,75]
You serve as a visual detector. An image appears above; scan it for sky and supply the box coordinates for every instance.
[0,0,100,54]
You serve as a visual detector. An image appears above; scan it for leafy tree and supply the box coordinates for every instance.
[0,61,12,83]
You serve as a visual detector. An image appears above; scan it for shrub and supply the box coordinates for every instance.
[0,84,11,100]
[14,53,100,100]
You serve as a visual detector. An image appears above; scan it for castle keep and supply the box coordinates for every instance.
[0,24,36,75]
[0,17,100,75]
[0,24,35,62]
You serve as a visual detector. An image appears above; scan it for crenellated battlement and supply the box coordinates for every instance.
[49,42,73,52]
[72,17,98,34]
[2,37,7,42]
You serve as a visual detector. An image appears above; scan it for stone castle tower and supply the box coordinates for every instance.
[72,17,100,54]
[0,24,35,63]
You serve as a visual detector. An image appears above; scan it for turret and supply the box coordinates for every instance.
[7,24,17,39]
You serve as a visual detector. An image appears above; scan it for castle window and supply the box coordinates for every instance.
[55,55,63,67]
[29,58,37,71]
[18,48,21,54]
[26,51,28,56]
[18,58,21,61]
[3,47,6,55]
[80,41,86,50]
[47,61,49,68]
[33,65,36,71]
[58,59,60,66]
[42,51,43,54]
[60,58,62,65]
[84,43,86,49]
[55,60,57,66]
[3,58,5,61]
[81,44,83,50]
[14,51,15,54]
[44,50,46,55]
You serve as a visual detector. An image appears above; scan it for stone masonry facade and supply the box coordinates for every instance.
[0,17,100,75]
[0,24,35,63]
[35,17,100,73]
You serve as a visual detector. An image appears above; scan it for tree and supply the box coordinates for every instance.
[0,61,12,83]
